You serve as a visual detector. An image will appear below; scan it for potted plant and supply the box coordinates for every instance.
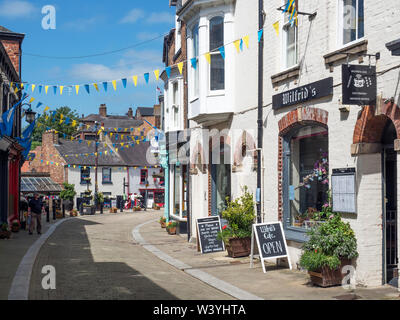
[69,209,78,217]
[11,220,20,233]
[299,212,358,287]
[217,186,256,258]
[166,221,178,235]
[159,216,167,228]
[0,223,11,239]
[60,183,76,211]
[96,192,104,213]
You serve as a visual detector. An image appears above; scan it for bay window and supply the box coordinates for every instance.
[209,16,225,91]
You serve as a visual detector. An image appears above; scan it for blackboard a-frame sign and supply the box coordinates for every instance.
[250,222,292,273]
[196,217,225,254]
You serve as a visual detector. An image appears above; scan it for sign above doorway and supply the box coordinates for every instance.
[342,64,377,105]
[272,77,333,110]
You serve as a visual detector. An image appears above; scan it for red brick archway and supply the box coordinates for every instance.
[277,107,329,221]
[353,101,400,144]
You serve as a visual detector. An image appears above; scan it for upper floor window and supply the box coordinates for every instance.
[192,23,199,97]
[283,4,298,69]
[172,82,179,129]
[209,16,225,91]
[102,167,112,184]
[140,169,148,184]
[80,167,90,184]
[175,17,182,54]
[340,0,364,45]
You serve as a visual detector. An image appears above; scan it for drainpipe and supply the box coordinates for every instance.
[256,0,264,224]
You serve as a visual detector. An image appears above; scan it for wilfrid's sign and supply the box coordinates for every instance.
[196,217,225,254]
[250,222,292,273]
[272,77,333,110]
[342,64,377,105]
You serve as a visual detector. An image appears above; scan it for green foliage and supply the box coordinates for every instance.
[60,183,76,201]
[32,106,79,143]
[96,192,104,204]
[217,186,256,243]
[300,214,358,271]
[31,141,42,150]
[1,223,9,231]
[159,216,166,223]
[166,221,177,229]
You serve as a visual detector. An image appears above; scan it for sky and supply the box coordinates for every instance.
[0,0,175,122]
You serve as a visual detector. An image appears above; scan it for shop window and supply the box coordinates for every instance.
[339,0,364,45]
[102,167,112,184]
[140,169,148,184]
[80,167,90,184]
[283,125,329,240]
[282,2,298,69]
[209,16,225,91]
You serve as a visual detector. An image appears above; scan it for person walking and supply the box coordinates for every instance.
[28,193,45,235]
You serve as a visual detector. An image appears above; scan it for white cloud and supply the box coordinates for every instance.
[0,0,36,18]
[64,16,104,31]
[146,12,174,24]
[120,8,144,24]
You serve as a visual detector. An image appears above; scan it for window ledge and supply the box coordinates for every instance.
[207,91,225,98]
[102,182,113,185]
[323,39,368,66]
[271,65,300,87]
[169,213,187,222]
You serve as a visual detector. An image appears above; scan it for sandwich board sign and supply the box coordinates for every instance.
[196,216,225,254]
[250,222,292,273]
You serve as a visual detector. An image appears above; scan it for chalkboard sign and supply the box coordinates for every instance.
[251,222,291,273]
[196,217,225,254]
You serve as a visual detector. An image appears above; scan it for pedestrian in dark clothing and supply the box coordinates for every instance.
[28,193,44,235]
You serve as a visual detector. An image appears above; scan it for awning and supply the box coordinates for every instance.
[21,177,63,194]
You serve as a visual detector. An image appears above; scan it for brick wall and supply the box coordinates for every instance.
[1,40,20,75]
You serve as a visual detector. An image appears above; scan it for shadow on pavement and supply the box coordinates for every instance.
[29,218,178,300]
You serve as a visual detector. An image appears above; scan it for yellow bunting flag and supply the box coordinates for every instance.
[110,133,113,138]
[154,69,160,81]
[234,40,241,53]
[132,75,138,87]
[75,85,80,95]
[60,114,64,120]
[45,115,49,121]
[93,83,99,91]
[116,148,118,152]
[60,86,64,95]
[73,165,76,168]
[86,124,90,129]
[243,35,249,48]
[88,141,92,146]
[45,86,49,94]
[273,21,280,36]
[205,52,211,64]
[14,87,19,94]
[105,151,108,155]
[112,80,117,91]
[31,84,36,93]
[28,97,35,104]
[178,62,183,75]
[59,119,64,124]
[46,161,49,165]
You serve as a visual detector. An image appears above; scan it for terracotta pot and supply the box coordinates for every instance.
[167,227,176,235]
[226,237,251,258]
[160,221,166,228]
[0,231,11,239]
[11,226,20,233]
[308,258,352,287]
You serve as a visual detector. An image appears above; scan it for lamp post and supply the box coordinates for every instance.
[94,121,99,213]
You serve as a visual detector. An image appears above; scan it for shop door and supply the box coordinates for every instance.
[382,121,398,285]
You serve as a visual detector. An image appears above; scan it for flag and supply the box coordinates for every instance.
[144,73,150,84]
[258,29,263,42]
[234,40,240,53]
[103,82,108,92]
[75,85,80,95]
[53,86,57,95]
[31,84,36,93]
[21,119,36,140]
[273,21,280,36]
[112,80,117,91]
[132,76,138,87]
[190,58,197,69]
[1,106,16,136]
[205,52,211,64]
[122,78,127,88]
[165,66,171,79]
[93,83,99,91]
[243,35,249,48]
[178,62,184,75]
[45,86,49,94]
[84,84,90,94]
[219,47,225,59]
[60,86,64,95]
[154,69,160,81]
[21,139,32,160]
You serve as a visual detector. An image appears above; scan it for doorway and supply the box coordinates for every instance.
[382,120,398,285]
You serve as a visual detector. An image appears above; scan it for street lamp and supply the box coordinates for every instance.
[22,104,36,124]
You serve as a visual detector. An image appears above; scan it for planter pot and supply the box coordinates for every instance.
[308,258,352,287]
[11,226,20,233]
[160,221,166,228]
[226,237,251,258]
[0,231,11,239]
[167,227,176,235]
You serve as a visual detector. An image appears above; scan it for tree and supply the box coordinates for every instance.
[60,183,76,201]
[32,106,80,145]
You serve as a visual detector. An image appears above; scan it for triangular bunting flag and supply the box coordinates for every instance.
[273,21,280,36]
[165,66,171,79]
[28,97,35,104]
[178,62,183,75]
[243,35,249,48]
[38,85,42,93]
[45,86,49,94]
[112,80,117,91]
[36,102,43,109]
[132,76,138,87]
[75,85,80,95]
[154,69,160,81]
[190,58,197,69]
[219,47,225,59]
[93,83,99,91]
[122,78,127,88]
[60,86,64,95]
[144,73,149,84]
[53,86,57,95]
[103,82,108,91]
[205,52,211,64]
[84,84,90,94]
[240,39,243,51]
[258,29,263,42]
[31,84,36,93]
[233,40,241,53]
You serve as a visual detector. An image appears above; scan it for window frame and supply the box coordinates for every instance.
[282,124,329,242]
[281,2,298,70]
[102,167,112,184]
[208,15,225,94]
[337,0,365,48]
[80,167,91,185]
[140,169,148,185]
[191,23,200,100]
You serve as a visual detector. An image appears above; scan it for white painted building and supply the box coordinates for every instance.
[172,0,400,287]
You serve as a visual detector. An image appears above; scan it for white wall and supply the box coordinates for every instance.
[128,167,164,195]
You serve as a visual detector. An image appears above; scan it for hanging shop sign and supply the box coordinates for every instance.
[250,222,292,273]
[331,168,356,214]
[342,64,377,105]
[196,216,225,254]
[272,77,333,110]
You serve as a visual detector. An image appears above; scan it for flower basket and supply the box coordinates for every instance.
[161,221,166,228]
[308,258,352,287]
[166,221,178,234]
[110,207,118,213]
[225,237,251,258]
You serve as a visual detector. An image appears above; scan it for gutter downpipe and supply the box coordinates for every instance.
[257,0,264,224]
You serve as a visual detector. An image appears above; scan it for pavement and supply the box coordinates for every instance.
[2,209,400,300]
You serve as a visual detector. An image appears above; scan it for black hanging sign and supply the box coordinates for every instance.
[196,217,225,254]
[272,77,333,110]
[342,64,377,105]
[250,222,292,273]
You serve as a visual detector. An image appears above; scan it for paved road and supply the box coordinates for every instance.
[29,211,232,300]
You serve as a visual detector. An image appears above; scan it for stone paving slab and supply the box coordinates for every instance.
[139,219,400,300]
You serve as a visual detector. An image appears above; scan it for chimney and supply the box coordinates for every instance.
[42,129,58,146]
[99,104,107,117]
[127,107,133,118]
